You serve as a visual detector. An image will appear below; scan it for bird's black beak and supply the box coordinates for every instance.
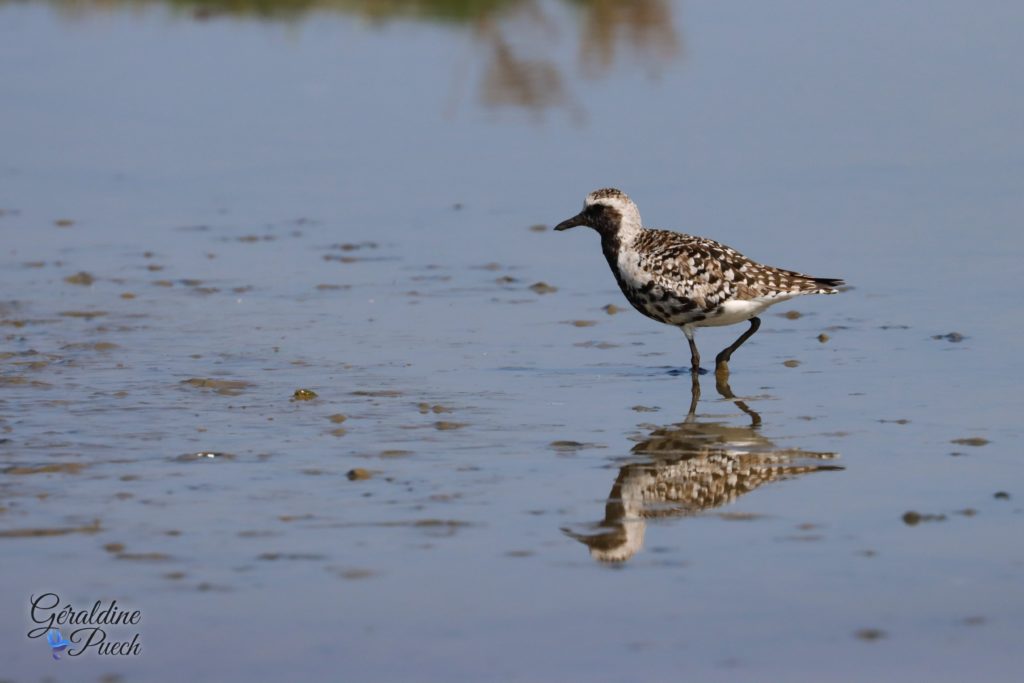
[554,212,587,231]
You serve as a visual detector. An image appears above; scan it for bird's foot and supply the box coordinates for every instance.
[666,366,707,376]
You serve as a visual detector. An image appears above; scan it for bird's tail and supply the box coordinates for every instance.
[811,276,844,293]
[781,274,845,295]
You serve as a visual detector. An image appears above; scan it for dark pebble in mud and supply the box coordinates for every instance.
[331,567,377,580]
[574,341,619,349]
[783,359,801,368]
[602,304,620,315]
[413,519,470,531]
[115,552,172,562]
[379,450,413,458]
[347,468,372,481]
[418,403,453,414]
[196,582,232,593]
[173,452,235,462]
[994,491,1010,500]
[565,320,597,327]
[549,440,604,452]
[529,224,547,232]
[718,512,767,521]
[328,414,347,423]
[62,341,119,352]
[4,462,86,475]
[817,333,830,343]
[258,553,326,561]
[951,437,989,447]
[0,520,102,538]
[434,421,466,430]
[529,282,557,295]
[632,405,659,412]
[293,388,318,401]
[64,271,95,286]
[780,310,802,319]
[854,628,887,641]
[932,332,965,342]
[323,254,360,264]
[279,514,314,523]
[54,219,75,227]
[902,510,946,526]
[181,378,253,396]
[333,241,378,252]
[59,310,108,319]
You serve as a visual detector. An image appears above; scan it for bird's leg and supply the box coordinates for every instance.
[683,326,701,374]
[686,373,701,418]
[715,373,761,427]
[715,317,761,376]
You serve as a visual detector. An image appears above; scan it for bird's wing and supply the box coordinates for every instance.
[635,229,840,309]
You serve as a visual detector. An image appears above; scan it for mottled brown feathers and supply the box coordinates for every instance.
[557,188,843,335]
[632,229,842,308]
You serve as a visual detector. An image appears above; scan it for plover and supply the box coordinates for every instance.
[554,188,843,374]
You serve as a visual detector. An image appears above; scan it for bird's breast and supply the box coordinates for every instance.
[610,249,705,326]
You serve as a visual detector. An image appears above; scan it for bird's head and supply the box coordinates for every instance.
[554,188,642,238]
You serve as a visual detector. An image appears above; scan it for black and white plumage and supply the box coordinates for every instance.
[566,414,840,563]
[554,188,844,373]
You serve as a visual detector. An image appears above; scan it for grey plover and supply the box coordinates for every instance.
[554,188,843,374]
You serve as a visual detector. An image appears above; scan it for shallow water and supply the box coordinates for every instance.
[1,1,1023,681]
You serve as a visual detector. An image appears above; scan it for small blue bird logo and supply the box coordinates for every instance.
[46,628,70,660]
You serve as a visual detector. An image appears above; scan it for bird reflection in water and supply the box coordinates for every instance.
[564,375,842,563]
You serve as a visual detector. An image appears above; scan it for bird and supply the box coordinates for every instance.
[563,384,841,563]
[554,188,844,375]
[563,374,842,562]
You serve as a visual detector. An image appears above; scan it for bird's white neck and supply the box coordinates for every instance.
[615,217,644,246]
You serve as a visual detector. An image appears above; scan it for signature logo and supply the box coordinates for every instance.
[28,593,142,660]
[46,629,71,660]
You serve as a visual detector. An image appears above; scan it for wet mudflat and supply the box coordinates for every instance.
[1,1,1023,681]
